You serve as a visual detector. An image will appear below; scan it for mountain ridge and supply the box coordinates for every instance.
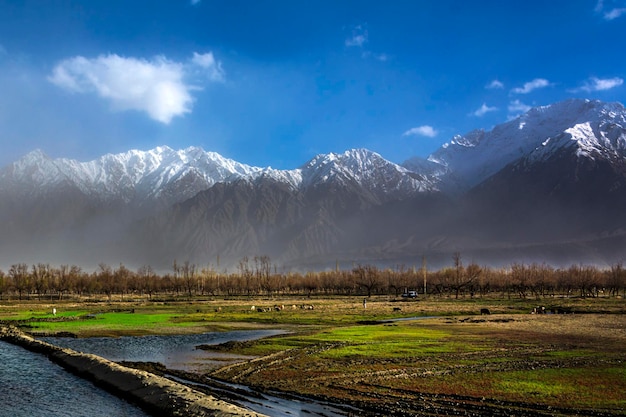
[1,98,626,270]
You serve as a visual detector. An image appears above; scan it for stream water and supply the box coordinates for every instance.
[0,340,149,417]
[42,329,284,373]
[43,330,358,416]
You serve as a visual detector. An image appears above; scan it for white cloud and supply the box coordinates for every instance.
[486,79,504,89]
[190,52,225,82]
[49,52,224,124]
[605,7,626,19]
[345,25,390,62]
[361,51,390,62]
[574,76,624,92]
[508,100,531,118]
[595,0,606,12]
[596,0,626,19]
[511,78,550,94]
[403,125,438,138]
[472,103,498,117]
[345,25,368,47]
[374,53,389,62]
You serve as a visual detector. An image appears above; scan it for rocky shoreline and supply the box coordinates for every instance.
[0,325,266,417]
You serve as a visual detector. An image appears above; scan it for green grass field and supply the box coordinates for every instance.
[1,296,625,414]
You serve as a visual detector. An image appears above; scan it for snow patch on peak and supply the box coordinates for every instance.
[247,167,303,189]
[566,122,598,158]
[5,149,63,189]
[424,98,626,190]
[21,149,50,162]
[300,148,437,194]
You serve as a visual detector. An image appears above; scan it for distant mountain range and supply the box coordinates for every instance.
[2,98,626,271]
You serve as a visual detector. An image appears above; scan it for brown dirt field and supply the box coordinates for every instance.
[206,314,626,417]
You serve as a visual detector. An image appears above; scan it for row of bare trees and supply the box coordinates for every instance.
[0,255,625,301]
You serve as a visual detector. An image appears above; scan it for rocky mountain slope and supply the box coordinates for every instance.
[1,98,625,270]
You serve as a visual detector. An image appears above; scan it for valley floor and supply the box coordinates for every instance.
[2,296,625,416]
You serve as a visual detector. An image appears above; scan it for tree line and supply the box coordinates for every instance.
[0,254,625,301]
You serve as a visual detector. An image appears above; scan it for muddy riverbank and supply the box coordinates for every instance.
[0,325,266,417]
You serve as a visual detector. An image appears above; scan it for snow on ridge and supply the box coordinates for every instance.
[4,145,436,204]
[298,148,436,193]
[422,98,626,189]
[246,167,303,189]
[13,98,625,202]
[3,146,264,203]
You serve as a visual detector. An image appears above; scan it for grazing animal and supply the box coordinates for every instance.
[480,308,491,315]
[393,307,402,312]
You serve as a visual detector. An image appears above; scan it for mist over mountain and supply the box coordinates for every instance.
[1,98,625,271]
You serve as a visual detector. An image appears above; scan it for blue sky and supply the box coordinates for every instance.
[0,1,625,169]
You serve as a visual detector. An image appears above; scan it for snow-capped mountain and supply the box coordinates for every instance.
[0,145,262,207]
[2,98,626,270]
[300,149,436,195]
[420,99,626,191]
[0,146,435,207]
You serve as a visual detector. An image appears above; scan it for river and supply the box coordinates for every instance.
[42,329,285,373]
[0,340,149,417]
[42,329,358,417]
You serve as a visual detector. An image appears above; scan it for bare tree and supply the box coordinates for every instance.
[97,263,114,301]
[9,263,30,300]
[172,260,182,295]
[31,263,51,301]
[180,261,197,298]
[448,253,481,299]
[353,264,381,297]
[608,263,626,298]
[114,263,132,300]
[137,265,157,298]
[255,256,274,295]
[200,264,221,296]
[0,269,6,300]
[74,267,91,296]
[510,263,530,299]
[238,256,255,295]
[56,265,81,300]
